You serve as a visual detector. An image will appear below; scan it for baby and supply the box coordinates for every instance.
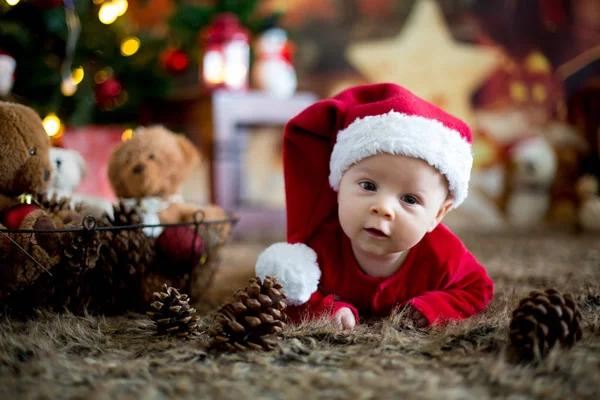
[256,83,494,330]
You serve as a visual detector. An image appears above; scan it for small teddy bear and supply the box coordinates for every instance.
[48,147,87,198]
[0,101,61,292]
[48,146,114,220]
[107,125,227,233]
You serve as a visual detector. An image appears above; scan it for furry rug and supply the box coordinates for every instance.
[1,232,600,399]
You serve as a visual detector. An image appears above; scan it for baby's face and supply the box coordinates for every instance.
[338,153,453,258]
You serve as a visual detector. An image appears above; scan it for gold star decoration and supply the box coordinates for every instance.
[346,0,501,127]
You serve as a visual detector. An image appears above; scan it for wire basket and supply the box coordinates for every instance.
[0,210,239,315]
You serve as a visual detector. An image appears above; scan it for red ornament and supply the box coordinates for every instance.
[155,226,205,272]
[94,77,122,109]
[160,48,189,74]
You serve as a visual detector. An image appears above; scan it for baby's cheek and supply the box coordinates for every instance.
[395,219,423,247]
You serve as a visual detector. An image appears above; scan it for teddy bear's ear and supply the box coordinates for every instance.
[176,135,201,167]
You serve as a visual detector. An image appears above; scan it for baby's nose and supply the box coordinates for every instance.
[370,203,394,220]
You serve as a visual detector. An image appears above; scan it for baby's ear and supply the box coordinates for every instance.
[428,197,454,233]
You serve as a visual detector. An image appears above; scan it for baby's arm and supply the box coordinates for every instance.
[405,248,494,327]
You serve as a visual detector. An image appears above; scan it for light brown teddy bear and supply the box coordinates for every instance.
[0,101,61,292]
[107,125,227,233]
[108,125,231,303]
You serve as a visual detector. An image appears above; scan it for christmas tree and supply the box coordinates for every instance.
[0,0,280,127]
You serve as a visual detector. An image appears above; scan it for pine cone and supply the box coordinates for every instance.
[81,201,154,313]
[36,193,71,214]
[208,276,287,352]
[107,199,144,226]
[509,288,583,362]
[58,222,101,274]
[101,200,153,282]
[35,194,82,227]
[147,284,199,338]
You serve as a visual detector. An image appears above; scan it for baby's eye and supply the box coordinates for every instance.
[148,154,155,160]
[402,195,419,205]
[359,181,377,192]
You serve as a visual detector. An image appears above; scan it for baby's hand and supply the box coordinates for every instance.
[408,306,430,328]
[332,307,356,331]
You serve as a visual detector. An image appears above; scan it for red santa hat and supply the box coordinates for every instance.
[328,85,472,205]
[256,83,473,304]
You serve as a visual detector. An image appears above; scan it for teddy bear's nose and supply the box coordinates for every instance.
[132,164,145,174]
[44,168,50,182]
[56,159,62,169]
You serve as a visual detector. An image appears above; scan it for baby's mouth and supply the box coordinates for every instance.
[365,228,388,238]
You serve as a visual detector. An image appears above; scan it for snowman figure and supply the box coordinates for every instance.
[252,28,297,98]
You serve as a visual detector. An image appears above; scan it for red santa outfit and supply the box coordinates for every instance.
[255,83,494,326]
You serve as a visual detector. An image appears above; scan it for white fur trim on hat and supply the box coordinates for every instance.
[328,111,473,208]
[255,242,321,306]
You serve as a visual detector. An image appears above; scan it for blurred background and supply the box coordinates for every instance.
[1,0,599,241]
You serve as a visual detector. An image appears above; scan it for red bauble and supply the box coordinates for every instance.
[160,48,189,74]
[94,77,122,109]
[155,226,205,270]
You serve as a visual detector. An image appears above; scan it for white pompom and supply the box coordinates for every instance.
[255,242,321,305]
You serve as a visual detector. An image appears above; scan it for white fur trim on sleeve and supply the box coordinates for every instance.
[255,242,321,306]
[329,111,473,208]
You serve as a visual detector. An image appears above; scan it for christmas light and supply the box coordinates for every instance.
[121,128,134,141]
[99,3,119,25]
[72,67,84,84]
[113,0,128,17]
[120,37,140,57]
[6,0,20,6]
[203,51,225,84]
[43,113,62,137]
[95,70,108,84]
[61,78,77,96]
[115,90,128,106]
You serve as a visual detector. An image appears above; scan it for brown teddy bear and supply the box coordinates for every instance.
[0,101,62,292]
[108,125,227,232]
